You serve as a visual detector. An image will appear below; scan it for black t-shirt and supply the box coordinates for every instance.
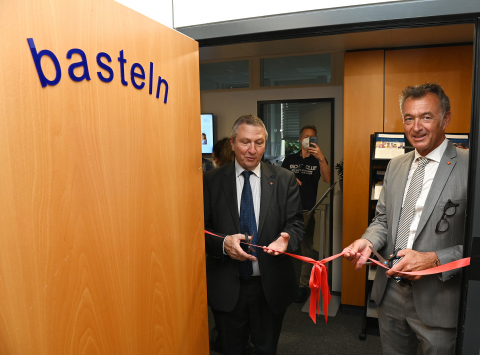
[281,152,323,211]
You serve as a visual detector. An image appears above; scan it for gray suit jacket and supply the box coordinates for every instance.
[363,140,468,328]
[203,161,304,314]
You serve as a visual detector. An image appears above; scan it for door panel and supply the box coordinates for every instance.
[385,45,473,133]
[0,0,207,354]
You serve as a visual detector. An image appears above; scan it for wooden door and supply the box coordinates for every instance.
[0,0,208,354]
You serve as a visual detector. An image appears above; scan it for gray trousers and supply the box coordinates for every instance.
[377,279,456,355]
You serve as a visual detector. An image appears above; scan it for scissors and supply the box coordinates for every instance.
[367,246,410,285]
[244,233,256,255]
[367,246,400,268]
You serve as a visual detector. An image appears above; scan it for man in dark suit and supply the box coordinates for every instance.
[204,114,304,355]
[343,83,468,354]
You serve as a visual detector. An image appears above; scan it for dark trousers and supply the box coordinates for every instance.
[212,276,286,355]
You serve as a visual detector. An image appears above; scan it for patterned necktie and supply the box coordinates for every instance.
[392,157,430,269]
[239,170,258,280]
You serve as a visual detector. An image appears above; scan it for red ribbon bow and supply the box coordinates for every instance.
[309,261,330,323]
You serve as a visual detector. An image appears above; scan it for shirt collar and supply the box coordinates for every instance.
[235,159,261,178]
[414,138,448,163]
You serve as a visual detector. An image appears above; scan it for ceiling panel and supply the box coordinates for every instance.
[199,23,474,61]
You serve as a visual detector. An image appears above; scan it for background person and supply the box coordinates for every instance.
[212,138,227,166]
[212,137,235,168]
[343,83,468,354]
[204,114,304,355]
[281,125,331,303]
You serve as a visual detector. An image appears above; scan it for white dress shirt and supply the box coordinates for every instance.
[235,160,261,276]
[401,138,448,249]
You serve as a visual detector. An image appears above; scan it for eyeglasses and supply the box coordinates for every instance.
[435,199,459,233]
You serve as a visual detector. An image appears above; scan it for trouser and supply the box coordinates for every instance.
[377,279,456,355]
[299,211,316,288]
[212,276,285,355]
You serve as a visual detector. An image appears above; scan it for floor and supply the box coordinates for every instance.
[209,254,384,355]
[209,303,383,355]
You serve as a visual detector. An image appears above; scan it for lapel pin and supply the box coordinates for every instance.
[270,182,273,185]
[447,161,451,165]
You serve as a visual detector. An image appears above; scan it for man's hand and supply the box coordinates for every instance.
[296,178,302,186]
[308,143,325,162]
[224,234,257,261]
[386,249,437,281]
[263,232,290,256]
[342,239,373,270]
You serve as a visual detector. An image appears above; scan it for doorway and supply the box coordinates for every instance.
[258,98,336,283]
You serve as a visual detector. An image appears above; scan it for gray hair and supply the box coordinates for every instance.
[399,83,451,119]
[231,114,268,140]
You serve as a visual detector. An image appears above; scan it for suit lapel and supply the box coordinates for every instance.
[391,153,415,244]
[414,141,457,241]
[222,163,240,232]
[258,162,274,242]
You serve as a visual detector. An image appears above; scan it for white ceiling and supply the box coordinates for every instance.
[199,23,474,61]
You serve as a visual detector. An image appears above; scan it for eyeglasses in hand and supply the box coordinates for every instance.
[435,199,459,233]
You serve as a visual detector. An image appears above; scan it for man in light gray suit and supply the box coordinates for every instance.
[343,83,468,354]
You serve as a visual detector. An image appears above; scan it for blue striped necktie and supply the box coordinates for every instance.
[239,170,258,280]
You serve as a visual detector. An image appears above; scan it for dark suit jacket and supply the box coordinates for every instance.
[203,161,304,314]
[363,141,468,328]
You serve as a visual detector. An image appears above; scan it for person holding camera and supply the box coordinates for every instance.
[281,125,331,303]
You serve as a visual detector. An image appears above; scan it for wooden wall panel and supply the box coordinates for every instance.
[342,51,385,306]
[384,45,473,132]
[0,0,207,354]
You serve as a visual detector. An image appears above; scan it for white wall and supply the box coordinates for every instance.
[200,53,344,291]
[115,0,173,28]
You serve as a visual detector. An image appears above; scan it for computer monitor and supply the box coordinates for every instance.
[201,113,214,154]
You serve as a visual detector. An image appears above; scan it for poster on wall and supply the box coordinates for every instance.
[374,133,405,159]
[201,113,214,154]
[446,134,469,150]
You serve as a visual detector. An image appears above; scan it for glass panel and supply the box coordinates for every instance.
[200,60,249,90]
[261,54,331,87]
[260,100,332,172]
[260,99,333,217]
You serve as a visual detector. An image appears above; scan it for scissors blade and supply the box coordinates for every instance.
[369,246,389,267]
[245,233,256,254]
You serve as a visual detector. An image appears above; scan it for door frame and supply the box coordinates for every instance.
[201,14,480,354]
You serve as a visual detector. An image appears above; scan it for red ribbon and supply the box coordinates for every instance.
[204,231,470,324]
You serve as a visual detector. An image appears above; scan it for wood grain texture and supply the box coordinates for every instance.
[384,45,473,132]
[342,50,385,306]
[0,0,207,354]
